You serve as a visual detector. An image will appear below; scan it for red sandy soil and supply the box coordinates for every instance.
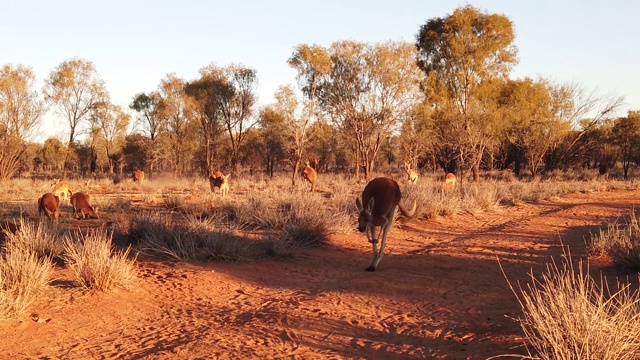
[2,189,640,359]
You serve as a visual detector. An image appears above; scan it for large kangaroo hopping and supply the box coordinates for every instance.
[355,177,416,271]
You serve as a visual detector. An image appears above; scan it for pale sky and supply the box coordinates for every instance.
[1,0,638,142]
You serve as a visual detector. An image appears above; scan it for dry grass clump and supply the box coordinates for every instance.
[403,181,501,218]
[0,247,54,321]
[102,196,132,212]
[0,218,59,320]
[128,212,174,244]
[2,218,63,259]
[281,199,334,248]
[226,189,350,235]
[503,255,640,359]
[588,211,640,272]
[261,237,296,259]
[162,194,184,211]
[62,228,136,291]
[129,212,252,262]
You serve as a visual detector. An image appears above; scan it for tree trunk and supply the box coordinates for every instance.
[354,149,360,178]
[291,158,300,186]
[205,137,212,175]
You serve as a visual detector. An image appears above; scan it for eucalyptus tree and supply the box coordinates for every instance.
[0,64,46,179]
[307,119,341,173]
[89,100,131,173]
[257,105,287,177]
[184,66,227,174]
[130,92,166,177]
[612,111,640,179]
[398,102,435,172]
[416,5,518,180]
[130,92,165,140]
[319,40,424,179]
[544,83,624,171]
[155,73,190,177]
[43,58,106,175]
[38,138,66,173]
[222,65,258,171]
[497,78,573,177]
[286,44,332,184]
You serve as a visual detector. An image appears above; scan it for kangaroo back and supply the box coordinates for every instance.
[38,192,60,222]
[70,192,98,219]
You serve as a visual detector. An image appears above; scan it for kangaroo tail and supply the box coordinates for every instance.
[398,200,417,218]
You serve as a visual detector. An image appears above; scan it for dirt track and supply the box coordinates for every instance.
[2,189,639,359]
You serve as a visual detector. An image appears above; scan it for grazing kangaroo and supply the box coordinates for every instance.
[70,192,99,219]
[209,172,230,198]
[51,179,72,200]
[38,192,60,222]
[355,177,417,271]
[132,170,145,186]
[404,162,418,184]
[302,161,317,192]
[444,173,457,193]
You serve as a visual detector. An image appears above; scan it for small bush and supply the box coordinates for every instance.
[504,255,640,359]
[62,229,137,291]
[0,248,53,321]
[588,211,640,272]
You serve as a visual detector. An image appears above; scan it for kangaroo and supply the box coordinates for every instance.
[132,170,145,186]
[38,192,60,222]
[355,177,417,271]
[51,178,73,201]
[70,192,99,219]
[404,162,418,184]
[209,172,230,198]
[444,173,457,193]
[302,161,317,192]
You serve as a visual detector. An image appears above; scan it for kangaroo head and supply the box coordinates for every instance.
[355,197,375,233]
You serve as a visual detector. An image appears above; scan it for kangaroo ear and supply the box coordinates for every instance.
[367,197,375,212]
[355,197,364,212]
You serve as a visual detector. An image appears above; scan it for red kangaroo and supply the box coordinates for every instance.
[355,177,416,271]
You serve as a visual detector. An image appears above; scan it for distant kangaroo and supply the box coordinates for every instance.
[51,179,73,200]
[444,173,457,193]
[302,161,317,192]
[404,162,418,184]
[70,192,99,219]
[132,170,145,186]
[209,172,230,198]
[38,192,60,222]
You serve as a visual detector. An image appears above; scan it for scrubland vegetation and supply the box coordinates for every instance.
[2,3,640,358]
[2,170,640,359]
